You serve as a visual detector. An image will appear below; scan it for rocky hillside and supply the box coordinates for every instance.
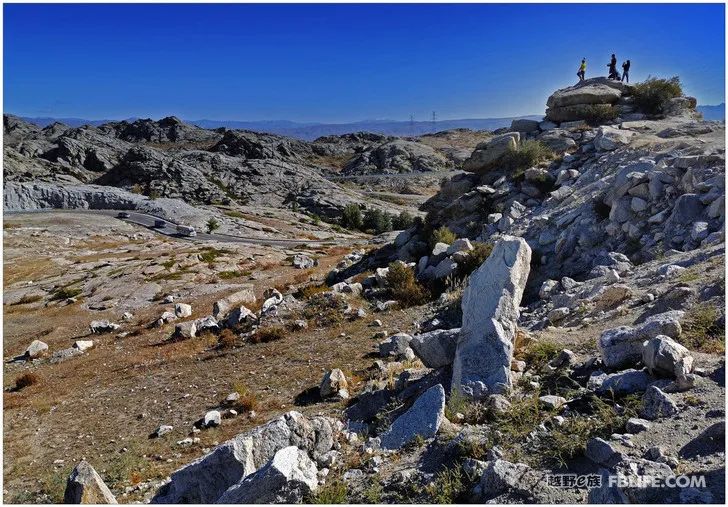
[4,77,724,504]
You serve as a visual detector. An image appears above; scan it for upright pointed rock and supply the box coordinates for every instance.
[64,460,117,504]
[452,236,531,399]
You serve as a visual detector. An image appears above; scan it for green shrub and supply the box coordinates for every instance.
[310,478,348,503]
[49,286,82,301]
[392,210,415,230]
[340,204,363,230]
[502,139,554,177]
[206,218,220,233]
[520,339,561,370]
[632,76,683,115]
[425,465,473,503]
[458,242,493,276]
[363,209,393,234]
[429,226,456,247]
[386,262,430,307]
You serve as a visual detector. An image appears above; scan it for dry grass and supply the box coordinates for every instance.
[250,326,287,344]
[681,303,725,353]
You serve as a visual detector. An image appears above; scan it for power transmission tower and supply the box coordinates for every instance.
[409,114,415,136]
[431,111,437,133]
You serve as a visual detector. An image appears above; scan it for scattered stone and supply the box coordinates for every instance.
[625,418,651,434]
[153,425,174,438]
[640,386,678,420]
[320,369,348,399]
[642,335,694,380]
[378,333,413,359]
[73,340,94,352]
[174,303,192,318]
[586,437,622,467]
[89,320,120,334]
[292,254,316,269]
[212,286,256,319]
[25,339,49,359]
[204,410,222,428]
[539,395,567,410]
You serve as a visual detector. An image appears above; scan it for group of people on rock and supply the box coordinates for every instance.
[576,54,630,83]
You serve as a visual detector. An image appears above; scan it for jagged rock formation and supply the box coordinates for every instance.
[63,460,117,504]
[342,139,453,175]
[3,115,415,219]
[545,78,629,122]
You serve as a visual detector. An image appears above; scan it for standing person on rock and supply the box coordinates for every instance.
[621,59,631,83]
[577,58,587,82]
[607,53,618,79]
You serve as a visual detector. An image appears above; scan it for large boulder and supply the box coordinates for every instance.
[594,126,635,151]
[545,78,626,122]
[212,286,257,319]
[598,311,683,369]
[151,411,336,503]
[25,339,49,359]
[452,237,531,398]
[642,335,694,380]
[216,446,318,504]
[462,133,519,173]
[64,460,117,504]
[409,328,460,368]
[380,384,446,450]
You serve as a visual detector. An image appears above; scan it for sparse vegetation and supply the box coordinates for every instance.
[386,262,430,307]
[217,328,238,349]
[519,339,561,370]
[681,303,725,353]
[310,478,348,503]
[250,326,286,344]
[218,270,242,280]
[49,285,83,301]
[425,464,472,504]
[12,294,43,305]
[632,76,683,115]
[232,382,259,412]
[502,139,554,177]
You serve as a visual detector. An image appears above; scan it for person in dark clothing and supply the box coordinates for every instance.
[607,53,618,79]
[622,60,631,83]
[577,58,586,81]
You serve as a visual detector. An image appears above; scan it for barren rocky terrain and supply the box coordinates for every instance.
[3,77,725,504]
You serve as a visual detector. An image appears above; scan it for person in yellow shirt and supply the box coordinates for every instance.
[577,58,586,81]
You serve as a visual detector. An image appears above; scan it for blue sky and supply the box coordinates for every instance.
[4,3,725,122]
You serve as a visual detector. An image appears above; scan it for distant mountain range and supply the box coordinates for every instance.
[18,115,542,140]
[18,104,724,140]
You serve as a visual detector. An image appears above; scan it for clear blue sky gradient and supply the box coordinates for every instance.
[4,3,725,122]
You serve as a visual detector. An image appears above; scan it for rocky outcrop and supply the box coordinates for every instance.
[64,461,117,504]
[342,139,452,175]
[545,78,627,123]
[452,237,531,398]
[151,411,337,503]
[216,446,318,503]
[462,133,519,173]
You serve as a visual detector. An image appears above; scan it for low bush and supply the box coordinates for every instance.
[340,204,363,230]
[363,209,393,235]
[232,382,259,412]
[458,242,493,276]
[632,76,683,115]
[582,104,619,125]
[386,262,430,307]
[501,139,554,176]
[519,339,561,370]
[49,286,82,301]
[429,225,456,247]
[392,210,415,230]
[310,478,348,504]
[250,326,286,344]
[425,464,473,504]
[15,372,39,390]
[217,329,238,349]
